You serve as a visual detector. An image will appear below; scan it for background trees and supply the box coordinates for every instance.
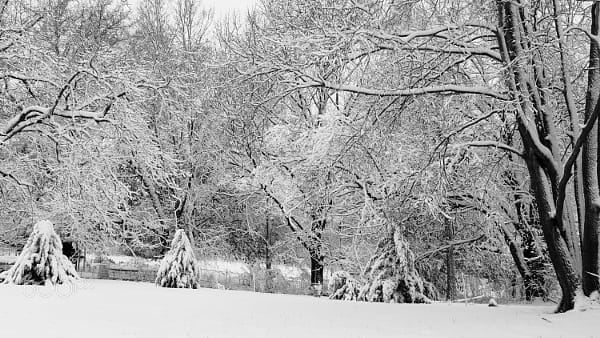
[2,0,600,312]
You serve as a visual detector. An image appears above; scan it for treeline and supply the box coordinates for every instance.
[1,0,600,312]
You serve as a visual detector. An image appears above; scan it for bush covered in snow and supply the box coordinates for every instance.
[328,271,361,301]
[328,230,437,304]
[155,229,199,289]
[0,220,79,285]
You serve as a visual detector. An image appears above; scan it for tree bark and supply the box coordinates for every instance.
[496,0,581,311]
[499,221,546,300]
[582,3,600,296]
[552,0,586,252]
[309,217,325,290]
[526,155,579,312]
[265,215,273,292]
[309,246,324,295]
[138,165,171,252]
[445,219,455,301]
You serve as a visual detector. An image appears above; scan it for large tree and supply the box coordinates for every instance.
[224,0,600,311]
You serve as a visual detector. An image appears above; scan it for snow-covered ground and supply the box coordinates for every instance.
[0,255,17,264]
[0,279,597,338]
[84,254,309,279]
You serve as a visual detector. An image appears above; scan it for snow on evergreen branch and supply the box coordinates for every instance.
[155,229,199,289]
[1,220,79,285]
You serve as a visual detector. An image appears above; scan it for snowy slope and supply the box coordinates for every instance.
[0,279,596,338]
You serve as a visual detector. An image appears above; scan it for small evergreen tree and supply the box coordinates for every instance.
[155,229,199,288]
[1,220,79,285]
[358,230,435,303]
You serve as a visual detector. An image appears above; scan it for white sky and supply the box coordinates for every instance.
[203,0,258,18]
[127,0,259,18]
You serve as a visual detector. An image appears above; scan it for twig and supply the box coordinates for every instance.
[416,234,485,261]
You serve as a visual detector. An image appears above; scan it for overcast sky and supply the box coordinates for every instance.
[127,0,258,18]
[204,0,258,18]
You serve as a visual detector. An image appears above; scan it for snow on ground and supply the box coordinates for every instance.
[84,254,309,278]
[0,279,597,338]
[274,264,307,279]
[86,254,162,267]
[198,259,251,274]
[0,255,17,264]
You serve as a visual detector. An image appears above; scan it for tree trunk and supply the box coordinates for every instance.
[564,183,582,277]
[265,215,273,292]
[308,212,327,296]
[499,221,532,300]
[552,0,586,259]
[526,157,580,312]
[445,219,455,301]
[496,1,581,311]
[309,247,324,296]
[582,3,600,296]
[310,254,324,286]
[501,169,548,299]
[139,165,171,252]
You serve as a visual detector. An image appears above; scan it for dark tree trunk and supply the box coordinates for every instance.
[139,166,171,253]
[309,247,324,296]
[308,212,327,295]
[500,221,547,300]
[445,220,455,301]
[502,169,547,298]
[174,194,194,246]
[582,3,600,296]
[564,185,582,277]
[526,157,580,312]
[499,222,531,298]
[265,215,273,292]
[500,119,549,298]
[496,1,581,311]
[310,253,324,286]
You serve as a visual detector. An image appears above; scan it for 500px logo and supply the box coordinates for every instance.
[21,279,94,299]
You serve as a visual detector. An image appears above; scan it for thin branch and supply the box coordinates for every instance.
[416,234,486,261]
[451,140,524,157]
[443,109,502,141]
[0,168,33,187]
[308,80,509,100]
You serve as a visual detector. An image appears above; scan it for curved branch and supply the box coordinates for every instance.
[0,168,33,187]
[451,140,524,158]
[309,80,509,100]
[416,234,485,261]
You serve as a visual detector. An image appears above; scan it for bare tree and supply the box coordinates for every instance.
[174,0,213,52]
[224,0,600,311]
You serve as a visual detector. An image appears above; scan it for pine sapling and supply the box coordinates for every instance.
[1,220,79,285]
[155,229,199,289]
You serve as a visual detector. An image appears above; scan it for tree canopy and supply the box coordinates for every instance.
[2,0,600,312]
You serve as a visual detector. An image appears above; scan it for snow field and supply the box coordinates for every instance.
[0,279,597,338]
